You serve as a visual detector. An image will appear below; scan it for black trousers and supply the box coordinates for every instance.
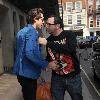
[17,75,37,100]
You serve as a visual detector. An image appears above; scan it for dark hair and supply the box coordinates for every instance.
[47,15,64,29]
[27,8,43,24]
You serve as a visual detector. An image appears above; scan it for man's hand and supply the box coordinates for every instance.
[38,37,47,45]
[48,61,59,70]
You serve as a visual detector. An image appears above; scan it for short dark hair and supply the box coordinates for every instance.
[47,15,64,29]
[27,8,43,24]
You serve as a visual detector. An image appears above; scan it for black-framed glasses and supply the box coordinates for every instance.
[46,22,56,25]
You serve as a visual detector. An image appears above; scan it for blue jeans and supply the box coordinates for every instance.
[51,74,83,100]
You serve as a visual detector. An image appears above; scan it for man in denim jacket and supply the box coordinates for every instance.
[13,8,57,100]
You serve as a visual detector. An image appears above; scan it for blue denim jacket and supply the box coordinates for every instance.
[13,24,48,79]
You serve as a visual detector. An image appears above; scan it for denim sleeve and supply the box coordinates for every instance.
[25,32,48,69]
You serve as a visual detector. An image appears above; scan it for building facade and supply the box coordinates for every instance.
[58,0,100,38]
[0,0,27,74]
[58,0,87,37]
[87,0,100,36]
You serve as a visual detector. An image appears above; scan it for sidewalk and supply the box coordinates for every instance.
[0,73,23,100]
[41,69,93,100]
[0,71,93,100]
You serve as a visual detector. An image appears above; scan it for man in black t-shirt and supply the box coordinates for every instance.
[39,15,83,100]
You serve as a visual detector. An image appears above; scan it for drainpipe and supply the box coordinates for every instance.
[61,0,63,28]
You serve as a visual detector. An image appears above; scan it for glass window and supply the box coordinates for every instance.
[90,21,93,27]
[96,5,100,11]
[77,15,81,25]
[66,2,73,12]
[59,3,63,18]
[96,0,100,4]
[96,15,100,27]
[75,1,82,10]
[88,0,93,5]
[63,3,66,10]
[89,16,93,27]
[88,5,93,13]
[67,15,72,24]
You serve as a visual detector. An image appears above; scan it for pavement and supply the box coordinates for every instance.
[0,70,93,100]
[0,73,23,100]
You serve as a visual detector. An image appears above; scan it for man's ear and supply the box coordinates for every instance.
[34,17,37,22]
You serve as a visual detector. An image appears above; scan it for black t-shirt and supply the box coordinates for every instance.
[46,30,81,77]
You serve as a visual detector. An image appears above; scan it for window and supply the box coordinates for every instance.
[59,5,62,12]
[63,3,66,10]
[98,5,100,11]
[88,0,93,4]
[90,21,93,27]
[66,2,73,12]
[96,15,100,27]
[88,0,93,13]
[96,0,100,13]
[77,15,81,25]
[75,1,82,10]
[96,5,100,12]
[88,5,93,14]
[96,0,100,4]
[67,15,72,24]
[59,4,63,19]
[89,16,93,27]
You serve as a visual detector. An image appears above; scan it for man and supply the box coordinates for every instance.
[40,15,83,100]
[13,8,57,100]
